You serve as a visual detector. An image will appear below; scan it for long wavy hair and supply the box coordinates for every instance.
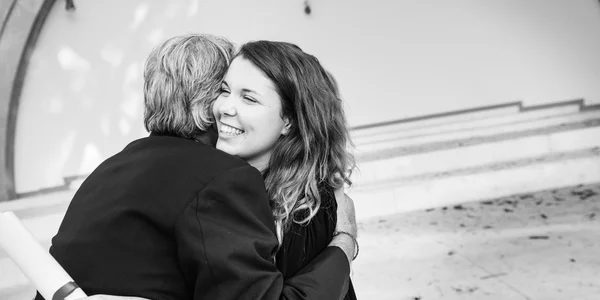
[237,41,356,243]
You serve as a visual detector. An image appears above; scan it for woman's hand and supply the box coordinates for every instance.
[334,187,357,237]
[329,187,358,263]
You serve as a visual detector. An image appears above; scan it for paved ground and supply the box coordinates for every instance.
[1,183,599,300]
[353,183,600,299]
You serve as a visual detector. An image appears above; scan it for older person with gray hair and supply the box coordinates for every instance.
[34,34,355,300]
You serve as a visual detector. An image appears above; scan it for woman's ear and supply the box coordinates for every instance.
[281,117,291,135]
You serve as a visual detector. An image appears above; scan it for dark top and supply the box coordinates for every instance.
[276,186,357,300]
[34,133,350,300]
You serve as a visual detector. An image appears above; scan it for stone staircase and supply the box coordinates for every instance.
[347,99,600,219]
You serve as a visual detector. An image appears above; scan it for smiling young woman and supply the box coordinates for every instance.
[213,57,291,172]
[212,40,358,299]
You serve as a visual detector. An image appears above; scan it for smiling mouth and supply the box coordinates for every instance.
[220,123,244,136]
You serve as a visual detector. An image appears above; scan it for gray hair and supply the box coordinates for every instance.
[143,33,235,137]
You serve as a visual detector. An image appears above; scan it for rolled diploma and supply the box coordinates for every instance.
[0,211,87,300]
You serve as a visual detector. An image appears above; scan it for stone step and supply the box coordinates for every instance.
[359,115,600,161]
[349,147,600,220]
[352,103,520,138]
[350,100,589,139]
[355,108,600,151]
[353,125,600,184]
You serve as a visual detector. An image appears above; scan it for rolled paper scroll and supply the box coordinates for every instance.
[0,211,87,300]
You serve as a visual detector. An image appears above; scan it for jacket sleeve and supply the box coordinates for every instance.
[174,164,350,300]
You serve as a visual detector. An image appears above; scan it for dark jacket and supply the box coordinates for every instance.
[35,133,349,300]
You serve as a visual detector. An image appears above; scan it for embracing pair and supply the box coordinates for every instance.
[35,34,358,300]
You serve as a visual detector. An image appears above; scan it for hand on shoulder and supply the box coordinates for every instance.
[330,186,358,263]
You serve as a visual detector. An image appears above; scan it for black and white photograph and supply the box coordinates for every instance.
[0,0,599,299]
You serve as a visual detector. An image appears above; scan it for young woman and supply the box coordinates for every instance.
[214,40,358,299]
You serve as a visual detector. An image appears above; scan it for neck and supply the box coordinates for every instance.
[248,160,268,173]
[247,155,271,174]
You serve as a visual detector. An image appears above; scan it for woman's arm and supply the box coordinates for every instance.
[329,188,358,264]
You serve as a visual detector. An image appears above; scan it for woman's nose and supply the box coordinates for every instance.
[218,97,237,116]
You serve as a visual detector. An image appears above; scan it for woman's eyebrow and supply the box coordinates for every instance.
[241,88,261,96]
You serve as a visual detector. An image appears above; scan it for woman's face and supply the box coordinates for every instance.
[213,57,290,171]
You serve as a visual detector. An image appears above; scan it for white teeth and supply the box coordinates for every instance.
[220,124,244,136]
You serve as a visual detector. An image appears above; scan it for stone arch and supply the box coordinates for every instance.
[0,0,56,201]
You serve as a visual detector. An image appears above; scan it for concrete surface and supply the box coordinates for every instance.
[352,183,600,299]
[1,183,599,299]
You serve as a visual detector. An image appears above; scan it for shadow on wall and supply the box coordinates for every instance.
[14,0,205,194]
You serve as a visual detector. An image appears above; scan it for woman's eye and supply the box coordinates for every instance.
[244,96,258,103]
[220,87,230,94]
